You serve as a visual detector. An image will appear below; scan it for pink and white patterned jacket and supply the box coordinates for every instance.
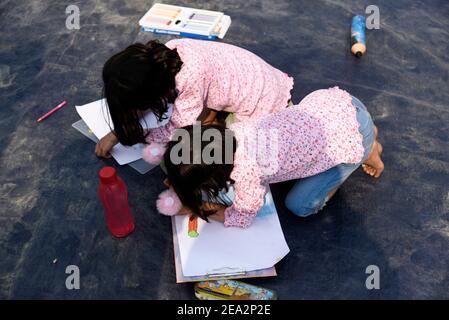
[224,87,365,228]
[145,39,294,144]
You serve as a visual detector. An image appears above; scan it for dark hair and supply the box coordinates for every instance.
[164,123,237,221]
[103,40,183,145]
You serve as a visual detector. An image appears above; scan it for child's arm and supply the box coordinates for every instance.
[196,107,218,125]
[223,172,266,228]
[203,202,226,223]
[177,202,226,223]
[208,210,225,223]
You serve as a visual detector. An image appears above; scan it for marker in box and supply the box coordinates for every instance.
[139,3,231,40]
[194,280,277,300]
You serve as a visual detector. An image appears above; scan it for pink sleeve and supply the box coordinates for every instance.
[144,121,176,145]
[170,88,205,128]
[223,167,267,228]
[171,56,206,127]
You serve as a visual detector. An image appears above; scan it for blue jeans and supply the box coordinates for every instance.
[284,96,375,217]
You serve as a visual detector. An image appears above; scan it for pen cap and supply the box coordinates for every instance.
[99,166,118,184]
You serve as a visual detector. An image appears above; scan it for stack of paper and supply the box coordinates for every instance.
[75,99,172,165]
[172,190,290,282]
[73,99,173,174]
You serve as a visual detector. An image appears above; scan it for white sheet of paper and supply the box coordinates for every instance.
[75,99,172,165]
[174,190,290,277]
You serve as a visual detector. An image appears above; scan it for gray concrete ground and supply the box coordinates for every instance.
[0,0,448,299]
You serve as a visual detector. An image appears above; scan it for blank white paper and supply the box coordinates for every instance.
[174,190,290,277]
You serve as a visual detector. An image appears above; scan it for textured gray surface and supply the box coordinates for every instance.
[1,0,448,299]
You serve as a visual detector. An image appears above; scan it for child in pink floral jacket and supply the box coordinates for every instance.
[95,39,293,158]
[163,87,384,228]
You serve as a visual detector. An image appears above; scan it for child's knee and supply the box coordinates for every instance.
[284,195,326,218]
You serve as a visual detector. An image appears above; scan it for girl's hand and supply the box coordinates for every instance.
[203,203,226,223]
[196,107,217,125]
[208,210,225,223]
[177,206,193,215]
[177,203,226,223]
[95,131,119,158]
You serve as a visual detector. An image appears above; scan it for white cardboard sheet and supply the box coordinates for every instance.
[75,99,172,165]
[174,190,290,277]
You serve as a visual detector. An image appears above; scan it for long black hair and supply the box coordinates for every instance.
[103,40,183,145]
[164,123,237,221]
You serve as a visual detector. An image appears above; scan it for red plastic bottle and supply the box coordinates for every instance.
[98,167,135,237]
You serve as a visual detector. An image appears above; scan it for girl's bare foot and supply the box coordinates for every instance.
[362,140,384,178]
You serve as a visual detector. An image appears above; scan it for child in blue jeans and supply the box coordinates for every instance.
[163,88,384,227]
